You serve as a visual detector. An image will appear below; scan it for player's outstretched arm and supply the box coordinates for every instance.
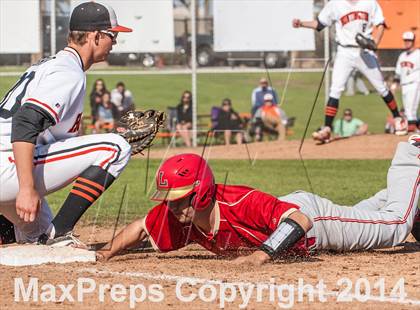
[292,19,321,30]
[96,217,148,261]
[233,211,313,266]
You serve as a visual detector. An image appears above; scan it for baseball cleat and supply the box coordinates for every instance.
[408,134,420,147]
[312,126,331,143]
[37,232,86,248]
[394,117,408,136]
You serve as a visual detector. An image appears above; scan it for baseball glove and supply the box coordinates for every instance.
[355,33,377,51]
[115,109,165,155]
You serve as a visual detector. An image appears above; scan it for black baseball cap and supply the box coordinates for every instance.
[70,2,132,32]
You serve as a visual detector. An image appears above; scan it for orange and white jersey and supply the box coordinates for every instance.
[0,47,86,151]
[318,0,385,47]
[395,49,420,85]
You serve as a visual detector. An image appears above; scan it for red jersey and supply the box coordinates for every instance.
[144,184,305,256]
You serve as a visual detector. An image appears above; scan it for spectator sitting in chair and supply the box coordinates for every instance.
[333,108,368,138]
[251,78,279,116]
[176,90,193,147]
[111,81,135,121]
[214,98,244,145]
[95,92,114,133]
[254,93,286,141]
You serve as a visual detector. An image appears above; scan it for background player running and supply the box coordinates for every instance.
[392,31,420,133]
[0,2,133,246]
[97,139,419,264]
[292,0,408,142]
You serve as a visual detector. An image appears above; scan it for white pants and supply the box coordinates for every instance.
[402,82,420,122]
[0,133,131,242]
[330,46,388,99]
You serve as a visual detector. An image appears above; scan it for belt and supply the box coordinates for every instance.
[337,42,360,48]
[401,81,420,86]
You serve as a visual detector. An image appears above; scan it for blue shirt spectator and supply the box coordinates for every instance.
[251,78,279,115]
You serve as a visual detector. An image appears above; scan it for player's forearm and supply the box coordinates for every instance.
[373,24,385,46]
[98,218,148,260]
[234,211,312,266]
[289,210,313,231]
[12,142,36,189]
[260,211,312,260]
[293,19,320,30]
[300,20,319,29]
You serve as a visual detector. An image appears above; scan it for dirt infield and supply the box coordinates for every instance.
[1,134,418,309]
[149,134,408,160]
[1,226,419,309]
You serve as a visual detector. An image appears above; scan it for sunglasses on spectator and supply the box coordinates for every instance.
[344,113,352,116]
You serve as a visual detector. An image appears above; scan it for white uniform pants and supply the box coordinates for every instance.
[330,46,388,99]
[279,142,419,251]
[402,82,420,122]
[0,133,131,242]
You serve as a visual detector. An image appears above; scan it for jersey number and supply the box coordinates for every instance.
[0,71,36,119]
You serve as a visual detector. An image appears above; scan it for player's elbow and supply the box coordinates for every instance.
[289,210,313,232]
[315,18,326,32]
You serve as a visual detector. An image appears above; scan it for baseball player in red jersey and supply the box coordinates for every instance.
[96,139,420,263]
[0,2,133,246]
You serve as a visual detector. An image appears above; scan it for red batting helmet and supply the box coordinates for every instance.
[150,153,216,210]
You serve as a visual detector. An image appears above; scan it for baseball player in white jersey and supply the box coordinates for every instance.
[293,0,408,142]
[0,2,133,245]
[392,31,420,133]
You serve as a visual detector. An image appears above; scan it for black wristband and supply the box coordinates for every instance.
[260,217,305,258]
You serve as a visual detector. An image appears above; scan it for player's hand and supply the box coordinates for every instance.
[232,250,271,266]
[16,187,41,222]
[96,250,110,262]
[292,18,302,28]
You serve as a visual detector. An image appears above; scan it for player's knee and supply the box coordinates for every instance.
[329,88,343,99]
[105,133,132,157]
[102,133,132,171]
[377,86,389,97]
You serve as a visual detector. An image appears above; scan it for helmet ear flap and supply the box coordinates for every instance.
[192,185,214,210]
[189,192,197,209]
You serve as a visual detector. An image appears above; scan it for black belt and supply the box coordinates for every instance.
[337,42,360,48]
[401,81,419,86]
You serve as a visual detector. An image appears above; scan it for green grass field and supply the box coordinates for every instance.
[0,71,400,139]
[44,158,390,225]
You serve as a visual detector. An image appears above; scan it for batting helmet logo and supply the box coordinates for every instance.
[158,171,168,187]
